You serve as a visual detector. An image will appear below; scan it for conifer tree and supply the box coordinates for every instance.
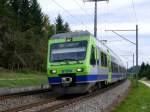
[64,22,70,32]
[20,0,30,31]
[55,14,64,34]
[138,62,146,78]
[30,0,43,35]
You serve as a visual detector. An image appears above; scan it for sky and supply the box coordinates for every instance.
[38,0,150,68]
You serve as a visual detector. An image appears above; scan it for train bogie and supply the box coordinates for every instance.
[51,83,95,94]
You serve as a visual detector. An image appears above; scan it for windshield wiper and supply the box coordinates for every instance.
[54,59,77,62]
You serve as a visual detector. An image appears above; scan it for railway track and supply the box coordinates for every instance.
[38,80,126,112]
[2,80,126,112]
[3,98,58,112]
[0,88,51,100]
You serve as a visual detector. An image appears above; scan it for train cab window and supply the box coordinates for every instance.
[101,52,107,67]
[90,46,96,65]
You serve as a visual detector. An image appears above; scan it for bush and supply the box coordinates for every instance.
[16,68,36,74]
[141,68,150,80]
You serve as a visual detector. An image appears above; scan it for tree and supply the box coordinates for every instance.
[0,0,10,15]
[19,0,30,31]
[10,0,21,25]
[64,22,70,32]
[55,14,71,34]
[42,15,55,36]
[55,14,64,34]
[138,62,146,78]
[138,62,150,79]
[0,0,13,68]
[141,68,150,80]
[30,0,44,35]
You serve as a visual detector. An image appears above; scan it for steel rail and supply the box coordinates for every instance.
[0,88,51,100]
[3,98,57,112]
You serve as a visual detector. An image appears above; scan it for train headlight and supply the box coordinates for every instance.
[76,68,83,72]
[50,70,57,74]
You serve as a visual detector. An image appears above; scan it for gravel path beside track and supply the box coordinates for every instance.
[54,80,131,112]
[140,80,150,88]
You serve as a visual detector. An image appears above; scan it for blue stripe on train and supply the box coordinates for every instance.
[76,75,108,82]
[48,74,125,84]
[112,73,126,78]
[48,77,61,84]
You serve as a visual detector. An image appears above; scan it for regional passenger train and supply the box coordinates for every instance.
[47,31,126,94]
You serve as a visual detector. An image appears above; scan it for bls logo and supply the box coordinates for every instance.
[62,69,72,74]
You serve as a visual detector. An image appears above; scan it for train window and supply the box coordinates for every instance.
[112,62,114,72]
[96,48,100,65]
[121,67,126,73]
[118,66,120,72]
[111,62,119,73]
[118,66,121,73]
[111,62,115,72]
[105,54,107,66]
[121,67,123,73]
[101,52,107,67]
[90,46,96,65]
[116,64,118,73]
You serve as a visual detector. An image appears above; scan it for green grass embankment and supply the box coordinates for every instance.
[0,70,48,87]
[114,80,150,112]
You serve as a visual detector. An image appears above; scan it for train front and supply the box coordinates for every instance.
[47,36,92,94]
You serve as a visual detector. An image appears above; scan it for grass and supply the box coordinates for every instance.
[113,79,150,112]
[0,70,48,88]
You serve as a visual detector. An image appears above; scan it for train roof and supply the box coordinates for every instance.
[51,31,91,39]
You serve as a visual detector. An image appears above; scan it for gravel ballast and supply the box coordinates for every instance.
[54,80,131,112]
[0,91,58,111]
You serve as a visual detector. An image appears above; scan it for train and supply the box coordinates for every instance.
[47,31,127,94]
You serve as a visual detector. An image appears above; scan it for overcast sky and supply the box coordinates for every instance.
[38,0,150,68]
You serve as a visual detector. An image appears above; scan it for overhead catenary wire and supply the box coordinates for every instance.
[108,30,144,55]
[111,31,136,45]
[51,0,93,31]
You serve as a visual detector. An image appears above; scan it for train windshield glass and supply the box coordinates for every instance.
[50,41,87,62]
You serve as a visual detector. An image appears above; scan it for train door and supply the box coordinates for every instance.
[107,50,112,82]
[90,46,98,75]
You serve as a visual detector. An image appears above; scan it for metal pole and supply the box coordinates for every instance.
[133,53,135,77]
[133,53,134,67]
[136,25,138,74]
[94,0,97,38]
[136,25,138,86]
[85,0,108,38]
[127,61,128,70]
